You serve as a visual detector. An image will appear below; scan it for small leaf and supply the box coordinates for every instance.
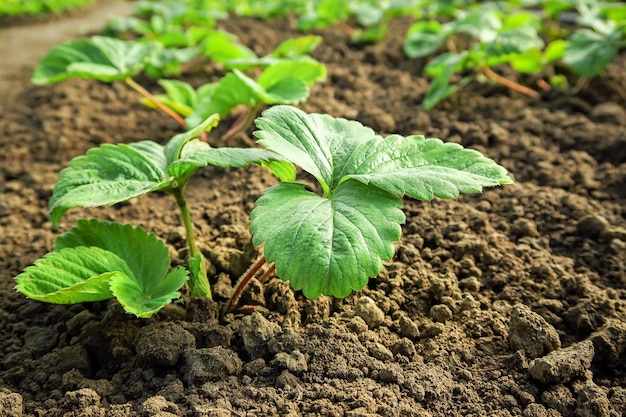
[563,29,620,76]
[163,114,220,165]
[32,36,159,85]
[188,253,211,298]
[203,30,257,63]
[451,9,501,42]
[111,267,188,318]
[49,143,170,227]
[186,72,255,127]
[404,20,448,58]
[258,60,327,88]
[250,181,404,298]
[544,39,567,63]
[15,246,125,303]
[272,35,322,58]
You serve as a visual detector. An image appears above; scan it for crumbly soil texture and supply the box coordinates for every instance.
[1,2,625,417]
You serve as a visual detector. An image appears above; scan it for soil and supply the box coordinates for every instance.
[1,1,625,416]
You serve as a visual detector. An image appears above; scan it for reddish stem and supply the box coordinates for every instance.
[222,103,262,142]
[125,78,187,129]
[257,263,276,285]
[226,256,267,311]
[479,66,540,99]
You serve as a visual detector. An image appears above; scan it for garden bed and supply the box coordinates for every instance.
[1,1,625,416]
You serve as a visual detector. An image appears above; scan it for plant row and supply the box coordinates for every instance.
[15,0,513,317]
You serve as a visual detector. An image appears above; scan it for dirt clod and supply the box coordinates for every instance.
[509,304,561,359]
[182,347,243,384]
[528,339,595,384]
[0,391,23,417]
[135,322,195,367]
[353,296,385,329]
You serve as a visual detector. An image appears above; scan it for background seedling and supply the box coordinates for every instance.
[32,36,189,129]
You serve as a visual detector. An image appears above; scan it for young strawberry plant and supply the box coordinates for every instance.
[32,35,189,129]
[404,8,545,108]
[228,105,513,307]
[15,115,295,317]
[404,1,626,108]
[204,33,322,70]
[185,60,326,140]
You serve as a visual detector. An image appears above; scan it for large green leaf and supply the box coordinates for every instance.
[254,106,376,196]
[32,36,159,85]
[52,219,187,317]
[55,220,170,295]
[49,142,170,227]
[251,106,512,298]
[15,246,123,303]
[250,181,404,298]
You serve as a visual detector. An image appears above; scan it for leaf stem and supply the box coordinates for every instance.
[172,185,197,257]
[125,78,187,129]
[479,66,540,99]
[226,256,267,311]
[171,185,211,298]
[222,103,262,142]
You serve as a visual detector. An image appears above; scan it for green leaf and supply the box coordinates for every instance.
[423,52,468,109]
[258,60,327,88]
[345,135,513,199]
[485,27,544,57]
[272,35,322,58]
[54,220,170,293]
[186,72,256,127]
[544,39,567,63]
[254,106,376,196]
[188,253,211,298]
[563,29,620,76]
[49,143,170,227]
[404,20,448,58]
[54,219,188,317]
[159,79,198,108]
[110,267,188,318]
[509,49,543,73]
[32,36,159,85]
[15,246,123,303]
[451,9,501,42]
[250,181,404,298]
[203,30,257,63]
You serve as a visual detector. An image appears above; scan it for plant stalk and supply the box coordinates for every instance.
[222,103,262,142]
[479,66,540,99]
[226,256,267,311]
[125,78,187,129]
[171,185,211,298]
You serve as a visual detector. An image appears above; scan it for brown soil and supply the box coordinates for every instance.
[1,2,625,417]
